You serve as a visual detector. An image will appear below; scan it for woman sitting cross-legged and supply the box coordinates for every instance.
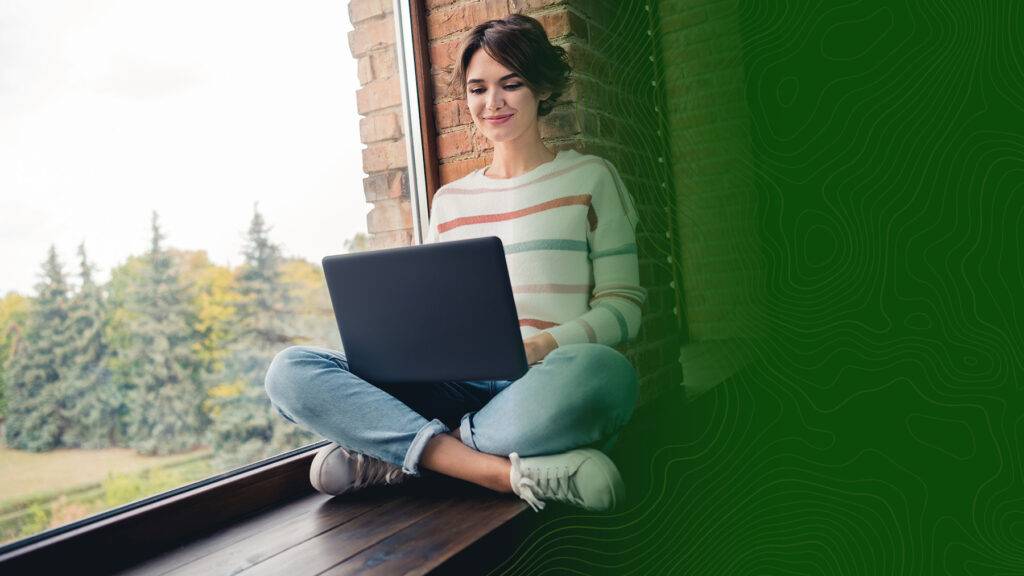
[265,14,646,512]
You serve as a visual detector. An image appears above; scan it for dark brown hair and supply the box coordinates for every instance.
[448,14,572,117]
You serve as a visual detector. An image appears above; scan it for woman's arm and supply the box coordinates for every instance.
[542,160,647,349]
[524,332,558,364]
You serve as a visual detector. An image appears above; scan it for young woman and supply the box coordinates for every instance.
[265,14,646,512]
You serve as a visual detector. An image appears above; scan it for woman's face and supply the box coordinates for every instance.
[464,48,548,145]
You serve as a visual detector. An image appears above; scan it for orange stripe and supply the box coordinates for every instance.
[513,284,591,294]
[519,318,560,330]
[437,195,591,234]
[437,157,607,196]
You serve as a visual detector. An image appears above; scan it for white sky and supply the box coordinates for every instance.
[0,0,377,295]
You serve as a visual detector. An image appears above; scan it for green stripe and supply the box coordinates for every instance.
[595,301,629,343]
[589,243,637,260]
[504,239,588,255]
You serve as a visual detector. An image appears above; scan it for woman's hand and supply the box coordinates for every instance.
[523,332,558,365]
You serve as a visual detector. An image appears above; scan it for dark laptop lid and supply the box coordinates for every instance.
[322,236,528,384]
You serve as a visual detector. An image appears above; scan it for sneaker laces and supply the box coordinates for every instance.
[509,452,583,512]
[343,447,404,490]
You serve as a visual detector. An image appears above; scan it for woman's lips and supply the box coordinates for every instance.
[486,114,513,125]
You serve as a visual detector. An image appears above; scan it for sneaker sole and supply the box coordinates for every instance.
[309,443,344,495]
[578,448,625,510]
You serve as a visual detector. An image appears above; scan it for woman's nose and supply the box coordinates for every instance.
[486,91,504,111]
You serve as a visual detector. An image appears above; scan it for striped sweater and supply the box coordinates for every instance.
[426,149,646,348]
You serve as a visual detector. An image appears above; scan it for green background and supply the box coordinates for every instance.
[494,1,1024,573]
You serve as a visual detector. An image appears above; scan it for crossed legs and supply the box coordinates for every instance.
[264,343,638,492]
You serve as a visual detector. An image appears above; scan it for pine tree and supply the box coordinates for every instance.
[207,206,314,469]
[0,292,32,422]
[62,243,121,448]
[120,213,205,455]
[4,247,72,451]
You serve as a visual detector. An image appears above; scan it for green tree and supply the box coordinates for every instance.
[118,213,205,455]
[62,243,121,448]
[188,258,240,375]
[4,246,72,451]
[0,292,31,421]
[342,231,368,254]
[206,207,314,469]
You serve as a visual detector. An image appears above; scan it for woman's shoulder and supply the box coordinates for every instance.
[557,148,615,172]
[432,166,485,207]
[556,149,622,185]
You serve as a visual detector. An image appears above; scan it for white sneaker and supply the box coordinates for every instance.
[509,448,625,512]
[309,443,405,496]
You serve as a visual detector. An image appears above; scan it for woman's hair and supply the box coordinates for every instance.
[448,14,572,117]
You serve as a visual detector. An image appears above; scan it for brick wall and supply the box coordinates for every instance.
[425,0,684,405]
[348,0,414,250]
[657,0,765,349]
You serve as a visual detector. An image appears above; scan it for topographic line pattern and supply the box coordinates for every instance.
[488,1,1024,574]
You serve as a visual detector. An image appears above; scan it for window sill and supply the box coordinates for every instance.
[0,441,327,574]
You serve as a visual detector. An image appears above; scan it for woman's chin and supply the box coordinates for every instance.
[482,129,522,144]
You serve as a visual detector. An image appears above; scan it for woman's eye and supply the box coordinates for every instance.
[504,83,522,90]
[469,88,485,95]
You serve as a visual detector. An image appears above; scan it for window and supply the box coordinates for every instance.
[0,0,421,548]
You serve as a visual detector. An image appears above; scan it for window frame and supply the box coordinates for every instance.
[0,0,438,570]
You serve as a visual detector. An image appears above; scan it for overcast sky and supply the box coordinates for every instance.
[0,0,375,296]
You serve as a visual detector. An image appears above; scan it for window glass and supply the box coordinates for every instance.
[0,0,410,546]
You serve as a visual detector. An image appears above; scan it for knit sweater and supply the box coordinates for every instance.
[425,149,646,348]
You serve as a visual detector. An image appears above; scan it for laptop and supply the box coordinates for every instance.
[322,236,529,384]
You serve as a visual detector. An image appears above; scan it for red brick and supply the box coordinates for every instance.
[439,155,490,184]
[539,108,579,139]
[429,38,460,73]
[362,170,407,202]
[536,9,584,40]
[471,128,492,152]
[426,3,474,39]
[359,112,403,143]
[563,42,597,74]
[361,139,408,172]
[356,78,402,114]
[370,50,397,80]
[432,71,459,101]
[367,229,413,250]
[349,0,391,24]
[357,55,374,85]
[348,17,395,57]
[426,1,510,40]
[437,128,473,158]
[514,0,566,10]
[434,100,473,129]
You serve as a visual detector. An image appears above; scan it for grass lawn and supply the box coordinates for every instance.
[0,447,208,507]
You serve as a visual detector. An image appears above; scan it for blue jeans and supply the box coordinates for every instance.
[264,343,639,475]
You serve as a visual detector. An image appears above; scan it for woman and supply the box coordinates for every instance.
[265,14,645,512]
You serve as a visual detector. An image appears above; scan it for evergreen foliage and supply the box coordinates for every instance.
[4,211,330,466]
[61,244,121,448]
[206,206,315,470]
[0,292,31,421]
[4,247,72,451]
[118,214,206,455]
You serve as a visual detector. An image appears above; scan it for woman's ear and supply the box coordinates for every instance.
[539,90,552,102]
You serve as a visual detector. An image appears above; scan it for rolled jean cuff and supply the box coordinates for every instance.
[402,418,449,476]
[459,412,479,451]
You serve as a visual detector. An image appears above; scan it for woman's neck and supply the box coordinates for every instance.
[484,132,556,179]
